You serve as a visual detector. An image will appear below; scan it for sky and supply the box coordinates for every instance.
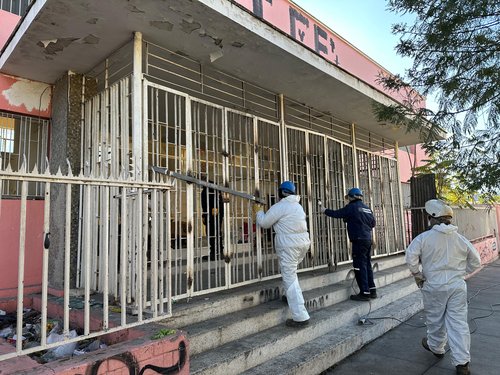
[292,0,439,111]
[291,0,413,76]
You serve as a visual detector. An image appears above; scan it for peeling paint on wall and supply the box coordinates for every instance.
[0,74,51,117]
[82,34,100,44]
[127,4,145,13]
[150,20,174,31]
[180,18,201,34]
[37,37,79,55]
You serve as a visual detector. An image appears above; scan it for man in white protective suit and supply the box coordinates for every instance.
[405,199,481,375]
[254,181,311,327]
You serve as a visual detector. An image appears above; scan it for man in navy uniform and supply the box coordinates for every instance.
[320,188,376,301]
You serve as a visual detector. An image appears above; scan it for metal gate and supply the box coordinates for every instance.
[286,127,354,269]
[81,78,406,303]
[145,82,283,299]
[286,126,405,268]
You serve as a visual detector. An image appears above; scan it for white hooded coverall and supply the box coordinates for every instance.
[405,223,481,366]
[256,195,311,322]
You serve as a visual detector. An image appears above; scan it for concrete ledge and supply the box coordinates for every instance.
[184,263,411,356]
[190,277,417,374]
[163,254,406,328]
[243,290,423,375]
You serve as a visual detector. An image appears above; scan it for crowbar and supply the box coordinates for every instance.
[151,166,266,204]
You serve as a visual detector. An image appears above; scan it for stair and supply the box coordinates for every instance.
[159,254,423,374]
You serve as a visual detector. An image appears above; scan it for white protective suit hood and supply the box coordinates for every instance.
[432,222,458,234]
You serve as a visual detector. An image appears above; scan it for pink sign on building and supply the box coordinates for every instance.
[0,9,20,51]
[233,0,413,104]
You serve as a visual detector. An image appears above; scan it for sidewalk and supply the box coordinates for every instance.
[324,257,500,375]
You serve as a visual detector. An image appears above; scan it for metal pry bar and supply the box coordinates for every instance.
[151,166,266,204]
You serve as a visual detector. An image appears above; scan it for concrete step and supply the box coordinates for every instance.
[162,254,407,328]
[189,277,418,374]
[183,263,411,356]
[242,290,424,375]
[303,263,410,313]
[298,253,406,292]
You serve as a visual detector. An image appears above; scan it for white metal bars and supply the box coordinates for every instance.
[0,162,173,362]
[0,112,49,196]
[0,0,31,16]
[145,81,288,299]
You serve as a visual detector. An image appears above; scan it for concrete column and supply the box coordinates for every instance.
[48,72,96,291]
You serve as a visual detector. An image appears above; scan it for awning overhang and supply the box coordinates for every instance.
[0,0,428,146]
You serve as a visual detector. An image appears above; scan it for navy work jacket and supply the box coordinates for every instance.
[324,199,375,242]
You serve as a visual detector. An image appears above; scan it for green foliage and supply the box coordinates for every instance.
[413,152,495,206]
[375,0,500,196]
[151,328,176,340]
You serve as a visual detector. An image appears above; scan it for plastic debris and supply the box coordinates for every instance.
[0,308,109,363]
[40,330,78,362]
[0,327,13,338]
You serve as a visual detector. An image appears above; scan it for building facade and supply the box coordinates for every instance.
[0,0,432,360]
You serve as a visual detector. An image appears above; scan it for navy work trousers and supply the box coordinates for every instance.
[352,239,376,295]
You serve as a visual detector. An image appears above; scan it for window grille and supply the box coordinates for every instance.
[0,0,32,16]
[0,112,49,197]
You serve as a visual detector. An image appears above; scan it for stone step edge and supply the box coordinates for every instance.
[189,278,417,374]
[163,254,407,327]
[242,290,424,375]
[185,265,411,356]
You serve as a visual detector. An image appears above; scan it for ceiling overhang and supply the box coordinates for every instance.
[0,0,427,146]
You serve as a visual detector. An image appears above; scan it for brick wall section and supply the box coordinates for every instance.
[0,295,189,375]
[1,329,188,375]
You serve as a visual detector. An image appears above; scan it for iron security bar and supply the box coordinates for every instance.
[151,166,266,204]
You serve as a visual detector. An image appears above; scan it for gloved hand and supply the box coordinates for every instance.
[252,203,263,215]
[412,272,426,289]
[317,200,326,214]
[252,203,263,222]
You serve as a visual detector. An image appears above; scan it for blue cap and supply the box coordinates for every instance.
[279,181,296,195]
[347,187,363,197]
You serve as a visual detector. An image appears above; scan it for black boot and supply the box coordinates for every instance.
[285,319,309,327]
[421,338,444,358]
[350,293,370,302]
[456,363,470,375]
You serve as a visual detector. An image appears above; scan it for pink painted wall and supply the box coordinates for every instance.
[472,237,498,266]
[0,200,45,299]
[233,0,423,106]
[0,10,20,51]
[496,205,500,252]
[399,144,427,183]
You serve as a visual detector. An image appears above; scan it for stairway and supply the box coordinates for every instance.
[159,254,423,375]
